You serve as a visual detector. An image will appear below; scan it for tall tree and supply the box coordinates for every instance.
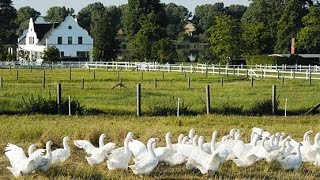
[242,0,284,54]
[77,2,105,33]
[0,0,17,45]
[225,4,247,21]
[208,15,242,64]
[297,6,320,53]
[106,6,123,33]
[165,3,191,39]
[123,0,167,40]
[16,6,40,35]
[45,6,74,23]
[91,9,119,61]
[193,3,225,34]
[275,0,308,53]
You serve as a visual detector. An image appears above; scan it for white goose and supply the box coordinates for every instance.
[304,132,320,162]
[33,141,53,172]
[153,132,176,165]
[74,134,115,166]
[5,143,44,177]
[52,136,70,164]
[106,132,133,170]
[129,138,147,161]
[277,143,303,170]
[186,136,228,175]
[314,151,320,167]
[187,128,196,144]
[203,131,218,154]
[129,138,159,175]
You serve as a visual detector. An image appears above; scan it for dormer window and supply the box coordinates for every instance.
[29,37,34,44]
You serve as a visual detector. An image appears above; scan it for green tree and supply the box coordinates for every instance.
[91,9,119,61]
[43,46,60,63]
[242,22,270,55]
[165,3,191,39]
[275,0,308,53]
[16,6,40,35]
[225,4,247,21]
[45,6,74,23]
[297,6,320,53]
[242,0,284,54]
[123,0,167,40]
[152,38,177,63]
[193,3,225,34]
[208,15,242,64]
[0,0,17,45]
[77,2,105,33]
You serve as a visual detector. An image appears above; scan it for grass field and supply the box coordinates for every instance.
[0,68,319,179]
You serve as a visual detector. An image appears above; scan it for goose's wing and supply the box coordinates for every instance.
[129,140,147,160]
[4,143,28,167]
[102,142,116,152]
[176,144,195,157]
[74,140,96,154]
[189,148,210,165]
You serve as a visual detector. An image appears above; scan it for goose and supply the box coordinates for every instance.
[106,132,133,170]
[129,138,147,161]
[303,132,320,162]
[314,151,320,167]
[186,128,196,145]
[129,138,159,175]
[33,141,53,172]
[277,143,303,170]
[74,134,115,165]
[52,136,70,164]
[203,131,218,154]
[4,143,44,177]
[186,137,228,175]
[28,144,45,157]
[175,135,199,158]
[74,133,108,155]
[265,137,290,162]
[153,132,174,164]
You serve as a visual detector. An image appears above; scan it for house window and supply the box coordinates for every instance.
[77,51,88,58]
[68,37,72,44]
[60,51,64,57]
[29,37,34,44]
[57,37,62,44]
[78,37,83,44]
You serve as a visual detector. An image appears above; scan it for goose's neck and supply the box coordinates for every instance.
[250,132,256,146]
[253,136,259,147]
[303,131,310,142]
[63,139,69,150]
[166,135,172,149]
[124,138,130,153]
[178,134,183,144]
[279,139,287,152]
[296,145,302,157]
[148,141,156,158]
[269,135,275,146]
[99,135,104,148]
[28,145,35,156]
[315,133,320,146]
[45,143,52,160]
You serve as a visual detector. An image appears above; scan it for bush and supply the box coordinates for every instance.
[249,99,279,116]
[147,97,196,116]
[213,104,243,115]
[20,95,84,115]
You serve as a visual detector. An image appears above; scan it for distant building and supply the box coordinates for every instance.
[184,21,196,36]
[17,16,93,62]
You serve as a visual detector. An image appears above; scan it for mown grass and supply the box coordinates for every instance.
[0,68,319,115]
[0,115,319,179]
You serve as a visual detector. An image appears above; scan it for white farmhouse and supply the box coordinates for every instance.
[17,16,93,62]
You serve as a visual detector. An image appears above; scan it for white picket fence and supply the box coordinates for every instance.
[1,61,320,80]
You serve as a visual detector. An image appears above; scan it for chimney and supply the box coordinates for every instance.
[290,38,295,55]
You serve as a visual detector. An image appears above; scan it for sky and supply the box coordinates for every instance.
[13,0,250,15]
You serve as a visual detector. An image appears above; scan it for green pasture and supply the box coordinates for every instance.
[0,68,319,115]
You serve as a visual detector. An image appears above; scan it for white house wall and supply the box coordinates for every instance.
[46,16,93,57]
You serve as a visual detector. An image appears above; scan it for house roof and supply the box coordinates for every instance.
[34,24,55,42]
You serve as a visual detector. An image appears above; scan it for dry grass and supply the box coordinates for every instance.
[0,115,319,179]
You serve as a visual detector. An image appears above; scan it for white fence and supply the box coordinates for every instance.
[1,61,320,80]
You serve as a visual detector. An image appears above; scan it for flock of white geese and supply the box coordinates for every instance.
[4,127,320,177]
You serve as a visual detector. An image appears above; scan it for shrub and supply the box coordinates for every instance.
[20,95,84,115]
[147,97,196,116]
[213,103,243,115]
[249,99,279,116]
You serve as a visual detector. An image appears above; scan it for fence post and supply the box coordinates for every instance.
[309,71,312,86]
[57,84,62,114]
[261,70,264,79]
[220,77,224,87]
[141,71,144,80]
[69,66,71,81]
[30,65,32,73]
[177,98,180,117]
[285,98,287,117]
[117,70,120,80]
[184,72,187,79]
[188,78,191,89]
[251,76,254,87]
[277,70,280,79]
[282,77,285,86]
[93,70,96,80]
[154,78,157,89]
[272,85,277,115]
[82,78,85,89]
[68,96,71,116]
[137,84,141,117]
[42,71,46,89]
[206,85,211,115]
[0,77,3,88]
[9,65,11,72]
[16,70,18,81]
[162,71,164,80]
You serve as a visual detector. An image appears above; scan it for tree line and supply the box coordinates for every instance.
[0,0,320,64]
